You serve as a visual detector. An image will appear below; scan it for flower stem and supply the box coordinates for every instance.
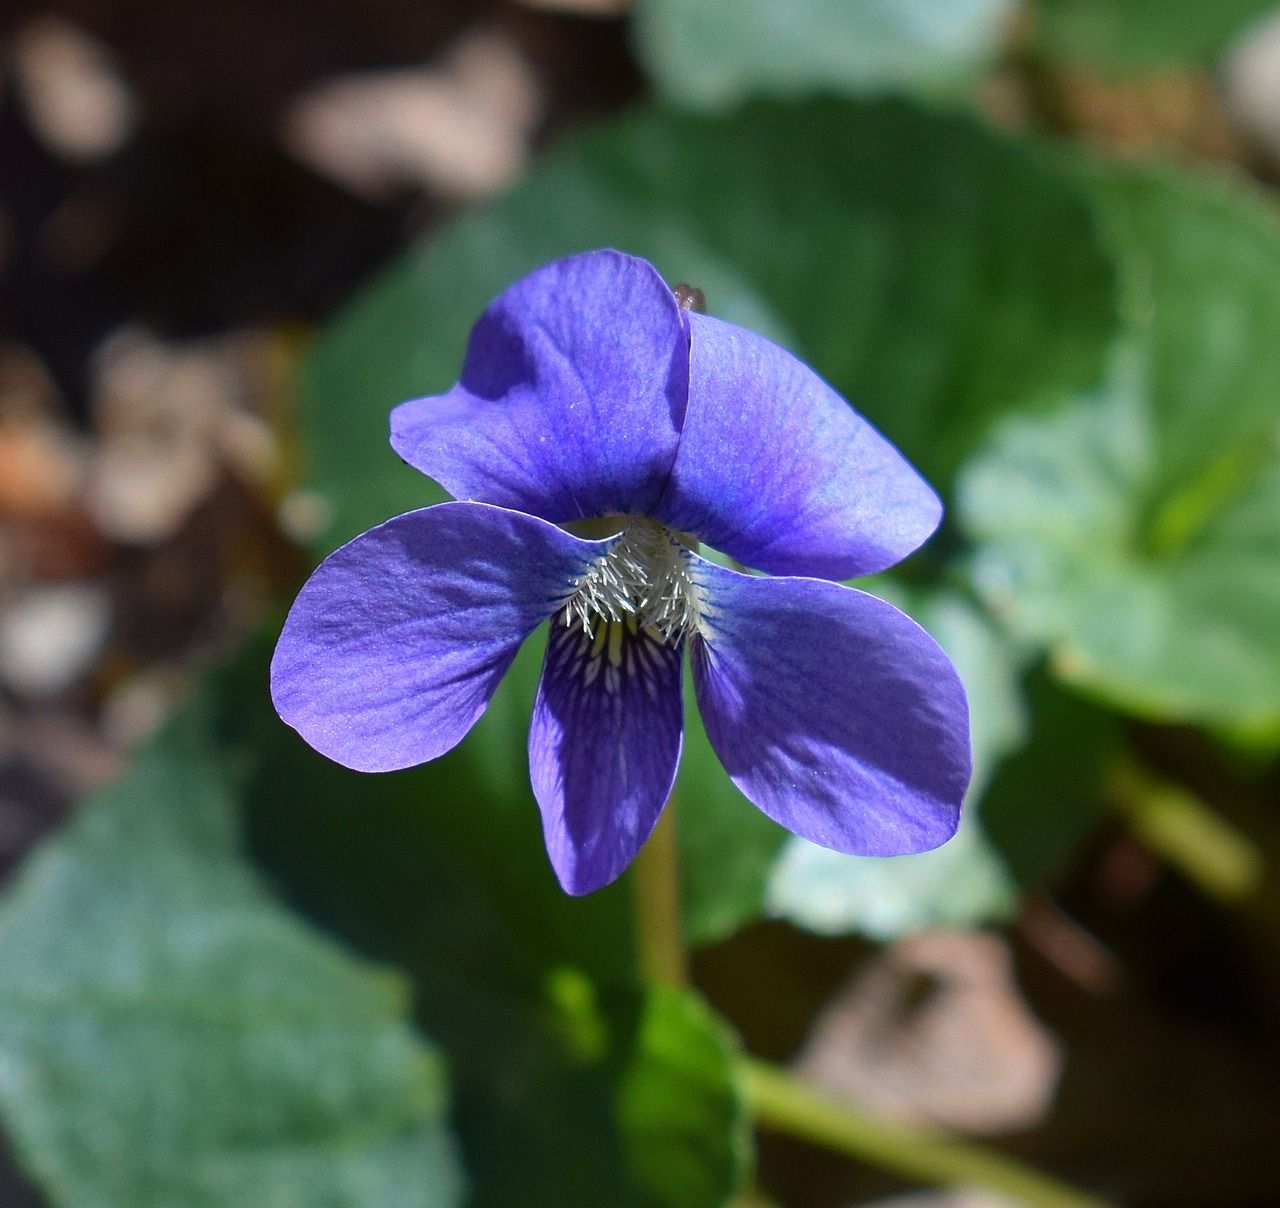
[1106,757,1280,964]
[632,796,688,987]
[740,1057,1115,1208]
[1107,757,1264,906]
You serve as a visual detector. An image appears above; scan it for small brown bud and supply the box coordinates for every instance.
[672,283,706,313]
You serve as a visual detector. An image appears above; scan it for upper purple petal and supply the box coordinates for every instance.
[689,558,970,855]
[655,313,941,579]
[528,617,684,895]
[390,250,688,523]
[271,502,610,772]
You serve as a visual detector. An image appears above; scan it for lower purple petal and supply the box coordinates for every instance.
[529,616,684,895]
[271,502,606,772]
[690,560,970,855]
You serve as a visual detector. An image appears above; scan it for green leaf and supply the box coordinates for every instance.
[300,97,1120,549]
[614,987,751,1208]
[246,639,751,1207]
[767,812,1015,940]
[979,669,1118,891]
[1035,0,1274,71]
[961,163,1280,726]
[1094,166,1280,506]
[0,672,463,1208]
[633,0,1016,108]
[0,630,750,1208]
[451,975,748,1208]
[676,667,790,947]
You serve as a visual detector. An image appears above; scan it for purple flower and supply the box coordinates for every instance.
[271,250,970,895]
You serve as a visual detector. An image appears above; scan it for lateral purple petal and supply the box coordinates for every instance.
[271,502,607,772]
[391,249,688,522]
[690,559,970,855]
[656,313,941,579]
[529,618,684,895]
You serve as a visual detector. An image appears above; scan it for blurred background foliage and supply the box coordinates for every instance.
[0,1,1278,1206]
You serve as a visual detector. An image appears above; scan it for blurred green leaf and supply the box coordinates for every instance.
[1035,0,1275,71]
[0,629,750,1207]
[672,656,788,947]
[962,164,1280,726]
[615,987,752,1208]
[0,672,463,1208]
[247,637,750,1207]
[1093,167,1280,507]
[767,816,1016,939]
[633,0,1016,108]
[675,692,790,946]
[979,667,1118,889]
[300,97,1120,549]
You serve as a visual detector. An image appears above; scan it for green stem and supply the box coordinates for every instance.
[1107,758,1264,906]
[740,1058,1116,1208]
[632,796,688,987]
[1106,757,1280,962]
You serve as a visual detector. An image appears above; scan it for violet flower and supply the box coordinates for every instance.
[272,250,970,895]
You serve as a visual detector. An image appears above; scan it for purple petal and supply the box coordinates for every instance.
[690,559,970,855]
[529,617,684,895]
[656,313,941,579]
[391,250,688,523]
[271,502,608,772]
